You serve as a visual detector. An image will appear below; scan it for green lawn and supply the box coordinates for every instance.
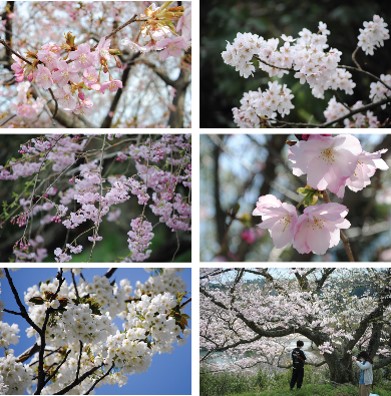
[228,383,389,396]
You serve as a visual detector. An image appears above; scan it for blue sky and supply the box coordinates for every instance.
[0,268,191,395]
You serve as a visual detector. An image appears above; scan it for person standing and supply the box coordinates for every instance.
[352,351,373,396]
[290,340,307,391]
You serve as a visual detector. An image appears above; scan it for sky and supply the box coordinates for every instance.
[0,267,192,395]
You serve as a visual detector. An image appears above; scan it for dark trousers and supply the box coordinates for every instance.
[290,366,304,389]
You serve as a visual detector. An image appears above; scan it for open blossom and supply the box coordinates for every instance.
[293,203,350,255]
[100,79,123,93]
[157,36,189,60]
[34,64,54,90]
[68,43,94,69]
[358,15,389,56]
[346,149,389,192]
[54,85,77,110]
[253,194,298,249]
[52,60,79,87]
[288,134,362,197]
[95,37,111,61]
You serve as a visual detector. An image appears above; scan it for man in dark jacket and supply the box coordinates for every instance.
[290,340,306,391]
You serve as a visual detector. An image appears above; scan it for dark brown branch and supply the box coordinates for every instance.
[0,38,31,65]
[100,55,140,128]
[4,269,42,334]
[43,350,71,386]
[3,1,15,69]
[75,341,83,381]
[84,363,115,395]
[138,59,176,86]
[104,268,117,278]
[54,365,103,395]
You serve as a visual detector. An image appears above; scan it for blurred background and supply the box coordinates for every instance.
[200,134,391,262]
[200,0,391,127]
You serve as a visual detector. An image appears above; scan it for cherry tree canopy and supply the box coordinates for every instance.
[200,268,391,384]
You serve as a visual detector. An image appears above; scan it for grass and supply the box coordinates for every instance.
[228,383,391,396]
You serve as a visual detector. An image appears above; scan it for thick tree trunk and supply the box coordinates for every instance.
[323,352,354,384]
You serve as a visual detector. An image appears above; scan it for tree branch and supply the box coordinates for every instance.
[54,365,103,395]
[84,363,115,395]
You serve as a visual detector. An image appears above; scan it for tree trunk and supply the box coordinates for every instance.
[323,352,355,384]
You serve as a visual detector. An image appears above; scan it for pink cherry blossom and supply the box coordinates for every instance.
[52,60,79,87]
[293,203,350,255]
[37,49,59,70]
[157,36,189,60]
[82,66,100,90]
[253,194,298,248]
[288,134,362,197]
[346,149,389,192]
[34,64,54,90]
[95,37,111,61]
[10,55,25,82]
[100,79,123,93]
[54,85,77,111]
[68,43,94,70]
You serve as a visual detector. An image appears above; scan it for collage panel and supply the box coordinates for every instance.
[200,267,391,396]
[0,1,191,129]
[201,0,391,128]
[0,134,191,263]
[200,133,391,262]
[0,267,192,395]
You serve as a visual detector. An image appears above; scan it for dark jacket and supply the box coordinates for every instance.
[292,347,306,368]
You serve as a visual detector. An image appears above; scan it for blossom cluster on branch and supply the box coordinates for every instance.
[0,268,190,394]
[0,134,191,263]
[0,1,192,127]
[222,15,390,127]
[253,134,388,256]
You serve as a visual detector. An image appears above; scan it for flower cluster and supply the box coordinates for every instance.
[222,15,390,127]
[0,322,19,348]
[0,269,190,394]
[126,217,154,262]
[11,36,123,115]
[232,81,294,127]
[253,134,388,255]
[7,2,191,120]
[222,21,355,100]
[357,14,390,55]
[0,134,191,263]
[253,195,350,255]
[0,354,33,395]
[323,97,379,127]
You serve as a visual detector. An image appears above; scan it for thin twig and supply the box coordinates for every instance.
[0,113,16,127]
[83,363,115,395]
[43,350,71,386]
[0,38,32,64]
[54,365,103,395]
